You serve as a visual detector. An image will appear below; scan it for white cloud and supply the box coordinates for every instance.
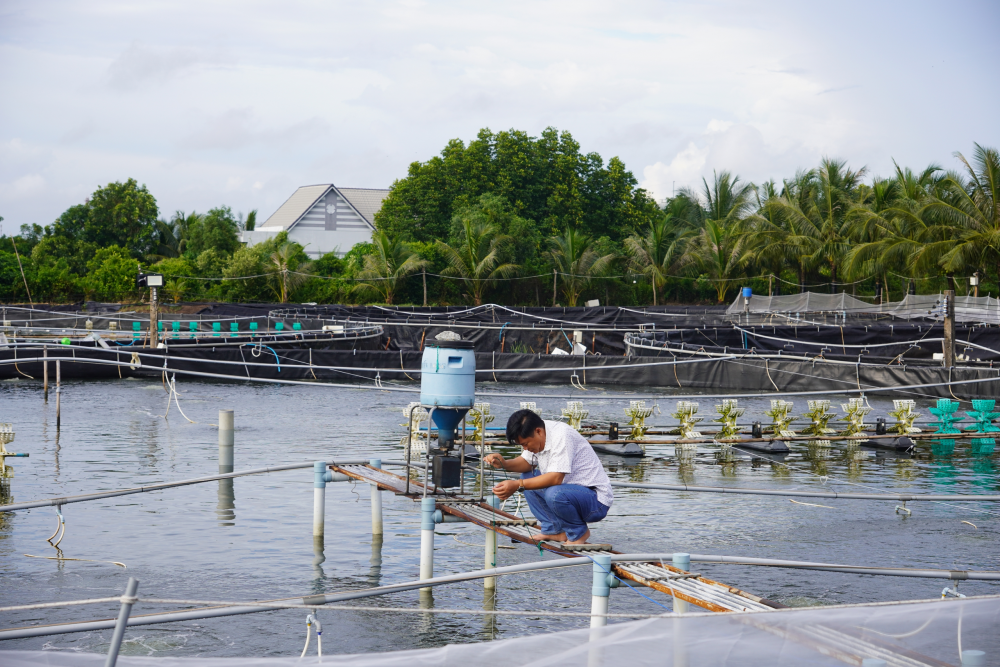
[0,0,995,227]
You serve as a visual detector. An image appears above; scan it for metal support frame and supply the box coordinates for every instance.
[104,577,139,667]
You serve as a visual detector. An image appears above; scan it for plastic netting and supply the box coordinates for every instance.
[728,291,1000,324]
[3,596,997,666]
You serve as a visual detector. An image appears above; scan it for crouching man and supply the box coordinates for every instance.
[486,409,613,544]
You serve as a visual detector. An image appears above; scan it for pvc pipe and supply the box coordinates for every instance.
[420,497,435,590]
[613,553,1000,580]
[610,481,1000,502]
[313,461,333,538]
[484,495,500,590]
[962,650,986,666]
[370,458,383,536]
[218,410,234,473]
[672,553,691,614]
[0,459,370,513]
[43,345,48,402]
[55,360,61,429]
[590,554,612,628]
[104,577,138,667]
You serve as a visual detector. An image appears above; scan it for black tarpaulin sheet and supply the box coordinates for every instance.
[4,347,1000,400]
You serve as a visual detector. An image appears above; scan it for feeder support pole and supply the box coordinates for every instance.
[943,289,955,368]
[672,552,691,613]
[43,345,48,402]
[590,554,612,628]
[419,496,435,590]
[484,495,500,590]
[313,461,334,539]
[370,458,383,536]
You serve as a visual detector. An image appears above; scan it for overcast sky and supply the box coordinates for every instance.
[1,0,997,231]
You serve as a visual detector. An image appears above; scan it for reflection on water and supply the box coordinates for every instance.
[312,536,326,583]
[216,478,235,525]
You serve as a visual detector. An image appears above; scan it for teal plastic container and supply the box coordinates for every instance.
[420,341,476,443]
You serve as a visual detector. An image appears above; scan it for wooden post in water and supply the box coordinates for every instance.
[43,346,48,402]
[943,289,955,368]
[55,360,61,430]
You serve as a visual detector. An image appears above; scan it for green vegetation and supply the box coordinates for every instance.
[1,133,996,306]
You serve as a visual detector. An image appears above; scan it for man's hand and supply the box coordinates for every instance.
[491,479,521,500]
[484,453,505,469]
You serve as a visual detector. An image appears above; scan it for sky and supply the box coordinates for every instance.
[1,0,997,231]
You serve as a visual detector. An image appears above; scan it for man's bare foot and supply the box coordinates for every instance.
[533,532,567,542]
[563,529,591,545]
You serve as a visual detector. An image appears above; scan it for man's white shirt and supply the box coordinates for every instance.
[519,420,614,507]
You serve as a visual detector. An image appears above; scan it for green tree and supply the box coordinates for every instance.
[436,217,518,306]
[548,227,617,307]
[85,179,159,256]
[930,144,1000,281]
[86,245,138,301]
[268,242,311,303]
[185,206,240,257]
[375,127,658,244]
[625,215,687,305]
[352,231,428,304]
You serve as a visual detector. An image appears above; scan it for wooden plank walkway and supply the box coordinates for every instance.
[333,463,778,612]
[332,463,951,666]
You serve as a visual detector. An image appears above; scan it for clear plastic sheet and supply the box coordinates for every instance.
[2,597,997,667]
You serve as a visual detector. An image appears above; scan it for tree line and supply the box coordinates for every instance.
[1,130,996,307]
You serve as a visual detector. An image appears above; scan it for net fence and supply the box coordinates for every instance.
[2,596,997,666]
[728,292,1000,325]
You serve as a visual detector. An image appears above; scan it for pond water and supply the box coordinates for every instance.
[0,376,997,658]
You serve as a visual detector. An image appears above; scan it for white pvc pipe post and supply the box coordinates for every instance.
[43,345,48,402]
[419,497,435,591]
[672,552,691,613]
[55,359,61,429]
[590,554,612,628]
[218,410,234,473]
[672,552,691,667]
[484,495,500,590]
[962,651,986,666]
[370,459,383,536]
[313,461,328,540]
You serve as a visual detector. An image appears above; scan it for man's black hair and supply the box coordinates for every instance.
[506,409,545,445]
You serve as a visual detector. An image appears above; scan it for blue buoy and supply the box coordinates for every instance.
[420,340,475,446]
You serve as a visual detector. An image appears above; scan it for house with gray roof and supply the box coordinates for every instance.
[242,184,389,258]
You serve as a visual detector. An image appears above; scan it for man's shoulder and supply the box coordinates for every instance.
[544,420,586,446]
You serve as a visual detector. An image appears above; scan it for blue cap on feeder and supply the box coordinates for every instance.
[420,340,476,448]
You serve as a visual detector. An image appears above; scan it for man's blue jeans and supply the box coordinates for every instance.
[520,469,609,541]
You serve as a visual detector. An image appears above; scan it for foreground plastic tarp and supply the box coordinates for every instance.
[3,597,998,666]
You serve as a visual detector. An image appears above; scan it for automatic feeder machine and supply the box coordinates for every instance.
[405,340,477,492]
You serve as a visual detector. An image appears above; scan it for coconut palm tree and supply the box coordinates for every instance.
[548,227,618,306]
[930,144,1000,282]
[269,242,312,303]
[676,171,756,303]
[624,214,687,305]
[353,231,428,305]
[842,163,946,292]
[436,218,518,306]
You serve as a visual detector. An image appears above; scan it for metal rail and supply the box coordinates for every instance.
[610,481,1000,502]
[0,459,371,512]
